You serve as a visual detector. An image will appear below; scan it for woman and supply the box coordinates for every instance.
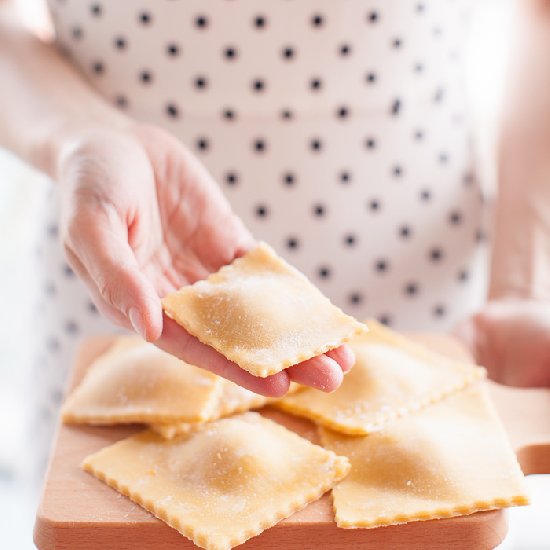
[0,1,549,470]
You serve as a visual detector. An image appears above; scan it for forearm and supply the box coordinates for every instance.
[0,3,128,178]
[490,5,550,300]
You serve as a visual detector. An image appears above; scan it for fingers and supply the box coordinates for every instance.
[64,204,163,342]
[326,344,355,373]
[286,354,344,393]
[157,316,290,397]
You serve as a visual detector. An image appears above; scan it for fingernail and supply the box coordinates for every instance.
[129,307,147,340]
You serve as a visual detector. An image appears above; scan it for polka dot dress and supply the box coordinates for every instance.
[36,0,487,470]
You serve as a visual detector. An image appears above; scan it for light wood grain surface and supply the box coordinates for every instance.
[34,335,550,550]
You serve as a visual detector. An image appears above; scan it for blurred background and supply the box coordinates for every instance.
[0,0,549,548]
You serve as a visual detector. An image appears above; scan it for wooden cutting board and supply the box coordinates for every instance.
[34,335,550,550]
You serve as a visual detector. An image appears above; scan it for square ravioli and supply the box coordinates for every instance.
[150,379,302,439]
[162,242,367,377]
[62,336,221,424]
[320,385,529,529]
[82,412,350,550]
[150,377,269,438]
[275,320,485,434]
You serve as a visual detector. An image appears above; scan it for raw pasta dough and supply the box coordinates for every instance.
[276,321,485,434]
[62,337,221,424]
[162,242,367,377]
[320,385,529,528]
[83,412,350,550]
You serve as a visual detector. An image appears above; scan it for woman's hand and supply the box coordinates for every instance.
[454,299,550,387]
[56,122,353,396]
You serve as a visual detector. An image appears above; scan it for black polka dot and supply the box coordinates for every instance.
[318,266,331,279]
[367,11,379,23]
[392,37,403,49]
[429,247,444,262]
[463,172,474,186]
[339,171,352,184]
[115,95,128,108]
[368,198,381,212]
[222,108,236,121]
[434,87,445,103]
[349,292,363,305]
[280,109,294,120]
[65,319,79,334]
[255,204,269,218]
[344,233,357,247]
[253,14,267,28]
[72,26,83,40]
[310,138,323,152]
[114,36,127,50]
[138,11,152,25]
[458,269,469,282]
[366,72,377,84]
[311,14,324,27]
[253,138,267,153]
[416,3,426,13]
[47,223,59,238]
[196,137,209,152]
[225,171,238,186]
[282,46,295,60]
[337,105,350,119]
[433,304,446,317]
[252,78,266,92]
[47,337,60,352]
[90,3,102,17]
[195,15,209,29]
[414,129,425,141]
[420,189,432,202]
[286,236,299,250]
[378,314,392,326]
[92,61,104,75]
[392,165,403,178]
[139,70,153,84]
[399,225,412,239]
[166,103,179,118]
[223,46,238,60]
[405,282,419,296]
[449,210,462,225]
[391,98,402,116]
[414,62,424,73]
[309,77,322,91]
[439,152,449,164]
[375,259,389,273]
[63,264,74,278]
[283,172,296,186]
[476,229,486,243]
[51,388,64,405]
[313,204,326,217]
[166,43,180,57]
[194,75,208,90]
[87,300,98,314]
[339,43,352,56]
[365,137,377,150]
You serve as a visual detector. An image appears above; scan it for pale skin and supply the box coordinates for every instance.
[0,1,549,392]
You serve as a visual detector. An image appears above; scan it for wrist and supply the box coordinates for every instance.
[32,106,135,180]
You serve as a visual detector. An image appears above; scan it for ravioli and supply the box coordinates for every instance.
[83,412,350,550]
[150,379,302,439]
[275,321,485,434]
[62,336,221,424]
[162,242,367,377]
[320,385,529,528]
